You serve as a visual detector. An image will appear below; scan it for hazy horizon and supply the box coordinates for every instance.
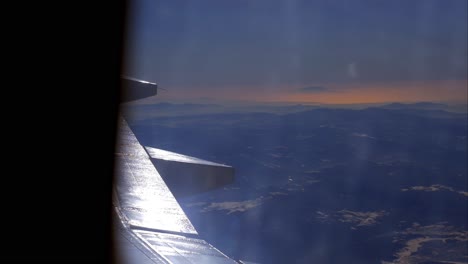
[125,96,468,109]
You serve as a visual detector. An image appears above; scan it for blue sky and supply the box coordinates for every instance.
[123,0,467,103]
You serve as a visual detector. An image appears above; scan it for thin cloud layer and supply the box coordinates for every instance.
[401,184,468,197]
[383,222,468,264]
[201,197,271,215]
[317,209,388,229]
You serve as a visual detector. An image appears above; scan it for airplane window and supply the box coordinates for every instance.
[120,1,467,263]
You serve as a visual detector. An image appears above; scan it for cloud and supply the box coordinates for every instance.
[298,86,330,93]
[185,202,207,208]
[383,223,468,264]
[201,197,271,215]
[401,184,468,197]
[352,133,376,139]
[336,210,388,227]
[269,192,288,196]
[316,209,388,229]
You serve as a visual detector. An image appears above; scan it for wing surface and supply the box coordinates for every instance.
[113,117,237,263]
[145,146,234,197]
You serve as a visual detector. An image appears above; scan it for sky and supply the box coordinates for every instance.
[124,0,467,104]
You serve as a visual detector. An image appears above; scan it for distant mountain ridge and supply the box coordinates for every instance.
[123,102,467,121]
[380,102,448,110]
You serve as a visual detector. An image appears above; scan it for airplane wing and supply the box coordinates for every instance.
[114,78,238,263]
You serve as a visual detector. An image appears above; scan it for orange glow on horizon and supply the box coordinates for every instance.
[158,80,467,104]
[272,80,468,104]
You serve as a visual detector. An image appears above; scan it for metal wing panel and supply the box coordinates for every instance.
[121,77,157,102]
[133,230,237,264]
[145,146,235,197]
[114,117,238,263]
[145,147,231,167]
[114,118,197,235]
